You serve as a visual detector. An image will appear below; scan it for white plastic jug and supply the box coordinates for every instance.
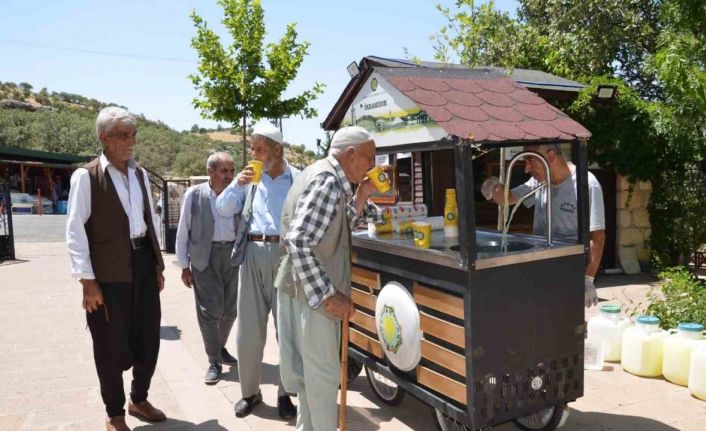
[688,340,706,401]
[587,304,631,362]
[663,323,705,386]
[621,316,667,377]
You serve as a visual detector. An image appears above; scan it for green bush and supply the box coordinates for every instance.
[644,267,706,329]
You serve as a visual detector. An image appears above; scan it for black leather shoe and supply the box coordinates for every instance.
[277,395,296,420]
[221,347,238,366]
[204,363,222,385]
[234,391,262,418]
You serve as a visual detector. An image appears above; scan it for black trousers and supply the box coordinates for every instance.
[86,247,161,418]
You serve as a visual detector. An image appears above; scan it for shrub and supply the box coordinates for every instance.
[643,267,706,329]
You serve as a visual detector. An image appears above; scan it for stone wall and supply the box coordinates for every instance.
[616,175,652,274]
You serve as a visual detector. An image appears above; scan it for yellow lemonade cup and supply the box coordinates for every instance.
[247,160,263,184]
[413,222,431,249]
[366,166,391,193]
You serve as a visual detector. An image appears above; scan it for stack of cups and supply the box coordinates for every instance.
[444,188,459,237]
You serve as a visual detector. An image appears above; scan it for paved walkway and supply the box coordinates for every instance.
[1,241,705,431]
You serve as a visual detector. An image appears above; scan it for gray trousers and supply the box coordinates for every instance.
[191,243,239,364]
[237,241,285,398]
[278,289,340,431]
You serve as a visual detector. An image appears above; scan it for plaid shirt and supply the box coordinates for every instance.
[284,156,382,309]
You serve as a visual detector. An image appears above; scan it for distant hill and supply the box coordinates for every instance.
[0,81,319,177]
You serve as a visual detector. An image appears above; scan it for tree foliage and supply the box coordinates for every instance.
[189,0,324,164]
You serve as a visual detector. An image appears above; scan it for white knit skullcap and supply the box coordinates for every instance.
[330,126,373,149]
[252,122,283,145]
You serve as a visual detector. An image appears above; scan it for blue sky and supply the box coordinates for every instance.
[0,0,518,151]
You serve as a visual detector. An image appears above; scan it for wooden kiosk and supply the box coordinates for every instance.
[324,57,593,431]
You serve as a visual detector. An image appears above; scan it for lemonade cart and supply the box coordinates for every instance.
[324,57,593,430]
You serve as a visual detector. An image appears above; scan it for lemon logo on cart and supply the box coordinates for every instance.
[379,305,402,353]
[371,78,378,91]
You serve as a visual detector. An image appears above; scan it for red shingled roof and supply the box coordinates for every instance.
[384,75,591,143]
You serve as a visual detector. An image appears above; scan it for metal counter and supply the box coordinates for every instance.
[352,228,584,270]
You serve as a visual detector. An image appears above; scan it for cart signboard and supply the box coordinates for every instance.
[341,72,449,148]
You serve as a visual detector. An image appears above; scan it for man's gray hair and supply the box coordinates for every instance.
[539,143,562,155]
[96,106,136,143]
[328,126,373,159]
[206,151,233,171]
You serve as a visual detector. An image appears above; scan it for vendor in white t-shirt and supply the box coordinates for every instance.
[481,144,606,308]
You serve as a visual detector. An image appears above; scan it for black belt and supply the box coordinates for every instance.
[247,234,280,243]
[130,236,148,250]
[212,240,235,245]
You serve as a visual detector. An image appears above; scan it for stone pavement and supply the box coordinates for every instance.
[1,240,705,431]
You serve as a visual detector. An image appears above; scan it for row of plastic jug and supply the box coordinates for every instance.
[587,305,706,401]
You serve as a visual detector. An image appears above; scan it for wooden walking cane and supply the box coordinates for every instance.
[339,314,350,430]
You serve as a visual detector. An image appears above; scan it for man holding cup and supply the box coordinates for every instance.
[216,122,299,420]
[275,126,384,430]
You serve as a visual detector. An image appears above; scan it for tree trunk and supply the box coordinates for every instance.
[242,115,248,167]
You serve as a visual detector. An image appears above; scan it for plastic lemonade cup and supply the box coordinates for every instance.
[414,222,431,249]
[366,166,390,193]
[411,222,423,246]
[248,160,263,183]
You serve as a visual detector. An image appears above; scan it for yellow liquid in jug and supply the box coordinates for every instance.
[621,327,665,377]
[688,345,706,400]
[663,337,697,387]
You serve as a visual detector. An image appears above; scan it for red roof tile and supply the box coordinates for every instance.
[475,91,516,107]
[445,79,484,94]
[476,80,517,94]
[445,103,489,122]
[480,106,525,122]
[383,75,591,143]
[445,90,483,107]
[408,77,451,92]
[386,76,416,92]
[421,106,454,122]
[404,88,447,106]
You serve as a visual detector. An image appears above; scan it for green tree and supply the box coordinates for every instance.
[189,0,324,166]
[19,82,33,97]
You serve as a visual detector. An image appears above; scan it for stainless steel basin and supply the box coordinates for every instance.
[448,240,535,253]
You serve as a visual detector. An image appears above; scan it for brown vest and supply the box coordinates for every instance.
[83,157,164,283]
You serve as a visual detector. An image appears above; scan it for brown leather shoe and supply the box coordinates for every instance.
[128,400,166,422]
[106,416,131,431]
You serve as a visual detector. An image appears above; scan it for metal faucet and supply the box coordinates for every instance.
[504,151,552,247]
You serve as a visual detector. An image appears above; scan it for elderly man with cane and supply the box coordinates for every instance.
[275,126,383,431]
[66,107,166,431]
[175,152,239,384]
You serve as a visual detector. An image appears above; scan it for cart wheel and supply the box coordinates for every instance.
[431,406,472,431]
[512,404,566,431]
[364,364,405,405]
[347,358,363,383]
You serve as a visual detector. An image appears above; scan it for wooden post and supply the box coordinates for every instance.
[339,315,349,431]
[36,188,43,215]
[20,164,26,193]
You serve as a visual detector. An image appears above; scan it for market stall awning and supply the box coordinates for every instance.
[378,67,591,143]
[322,56,591,147]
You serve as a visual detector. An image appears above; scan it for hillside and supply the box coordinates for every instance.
[0,81,318,177]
